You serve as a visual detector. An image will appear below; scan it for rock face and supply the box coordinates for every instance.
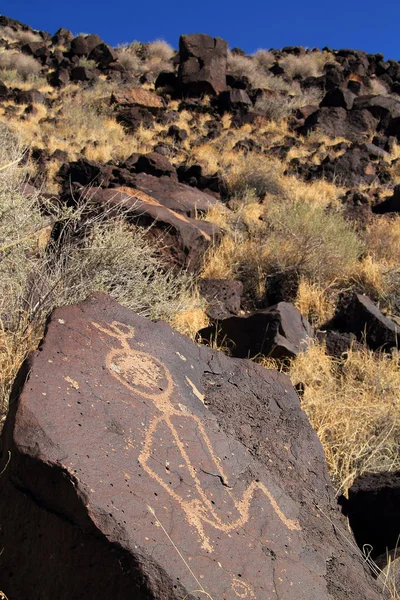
[199,302,314,359]
[0,294,379,600]
[179,34,228,96]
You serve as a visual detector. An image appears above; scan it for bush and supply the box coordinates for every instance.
[226,154,284,199]
[279,51,333,78]
[0,49,41,80]
[147,39,175,62]
[255,87,323,121]
[253,49,275,69]
[227,51,292,92]
[0,26,42,44]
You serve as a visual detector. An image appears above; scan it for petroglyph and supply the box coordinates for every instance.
[93,320,301,556]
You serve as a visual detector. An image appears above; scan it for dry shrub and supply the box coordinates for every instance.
[280,51,333,78]
[117,50,143,72]
[226,153,284,199]
[288,342,400,494]
[253,49,275,69]
[147,39,175,62]
[255,87,323,121]
[369,78,390,96]
[227,51,292,92]
[0,49,42,80]
[0,26,42,44]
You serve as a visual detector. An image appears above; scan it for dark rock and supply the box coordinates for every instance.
[372,184,400,213]
[347,80,363,95]
[70,66,97,82]
[233,138,262,153]
[265,269,301,305]
[21,41,48,59]
[361,142,391,160]
[88,43,117,68]
[353,95,400,130]
[316,330,357,358]
[115,106,155,131]
[12,89,45,105]
[51,27,74,46]
[167,124,188,142]
[198,302,313,359]
[135,153,177,180]
[314,147,379,186]
[302,107,379,142]
[344,472,400,559]
[218,88,252,113]
[0,293,382,600]
[340,189,372,227]
[179,33,228,96]
[48,67,70,87]
[320,87,355,110]
[0,80,9,100]
[59,158,113,187]
[70,34,103,57]
[154,71,179,92]
[226,73,250,89]
[157,110,180,126]
[332,293,399,350]
[199,278,243,319]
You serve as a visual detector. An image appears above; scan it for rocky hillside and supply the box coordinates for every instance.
[0,13,400,599]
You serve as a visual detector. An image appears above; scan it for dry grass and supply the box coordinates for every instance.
[279,51,333,78]
[287,341,400,495]
[0,49,42,81]
[227,51,293,92]
[0,26,42,44]
[255,87,323,121]
[295,277,336,327]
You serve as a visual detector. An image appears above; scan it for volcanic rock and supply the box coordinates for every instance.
[179,33,228,96]
[0,293,380,600]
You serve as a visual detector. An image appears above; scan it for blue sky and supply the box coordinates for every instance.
[2,0,400,60]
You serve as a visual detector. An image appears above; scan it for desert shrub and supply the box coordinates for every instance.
[295,277,336,327]
[0,26,42,44]
[288,342,400,494]
[253,49,275,69]
[263,199,362,282]
[0,49,42,80]
[227,51,292,92]
[147,39,175,62]
[78,57,97,69]
[117,50,144,72]
[226,154,284,199]
[280,51,332,78]
[255,87,323,121]
[369,77,390,96]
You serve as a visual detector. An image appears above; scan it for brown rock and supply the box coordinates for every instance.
[179,33,228,96]
[88,43,117,68]
[70,33,103,56]
[199,278,243,319]
[111,88,164,112]
[0,293,380,600]
[88,186,220,269]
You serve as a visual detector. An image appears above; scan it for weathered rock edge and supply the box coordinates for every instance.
[0,293,379,600]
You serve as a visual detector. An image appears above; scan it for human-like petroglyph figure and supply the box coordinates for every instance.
[93,321,301,555]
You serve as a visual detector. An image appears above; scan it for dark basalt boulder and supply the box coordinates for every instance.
[51,27,74,46]
[199,278,243,320]
[343,471,400,559]
[69,33,103,57]
[331,293,399,350]
[0,293,380,600]
[198,302,314,359]
[88,43,117,68]
[372,184,400,213]
[135,152,178,180]
[320,87,356,110]
[178,33,228,96]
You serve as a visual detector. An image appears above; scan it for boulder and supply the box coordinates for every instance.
[12,89,45,105]
[70,34,103,56]
[198,302,313,359]
[0,293,380,600]
[135,152,178,180]
[51,27,74,46]
[111,88,164,113]
[115,106,155,131]
[167,124,188,142]
[302,106,379,141]
[343,471,400,559]
[314,147,379,186]
[87,186,220,269]
[88,43,117,68]
[353,95,400,129]
[0,80,9,100]
[59,158,114,187]
[320,87,355,110]
[48,67,70,87]
[218,88,253,113]
[120,172,219,217]
[199,278,243,319]
[372,184,400,213]
[70,66,97,82]
[179,33,228,96]
[332,293,399,350]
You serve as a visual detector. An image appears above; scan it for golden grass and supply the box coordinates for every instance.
[295,277,336,327]
[287,341,400,495]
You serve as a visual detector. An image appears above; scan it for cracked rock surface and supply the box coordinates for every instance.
[0,293,379,600]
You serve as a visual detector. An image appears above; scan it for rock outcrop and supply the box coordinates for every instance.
[0,293,379,600]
